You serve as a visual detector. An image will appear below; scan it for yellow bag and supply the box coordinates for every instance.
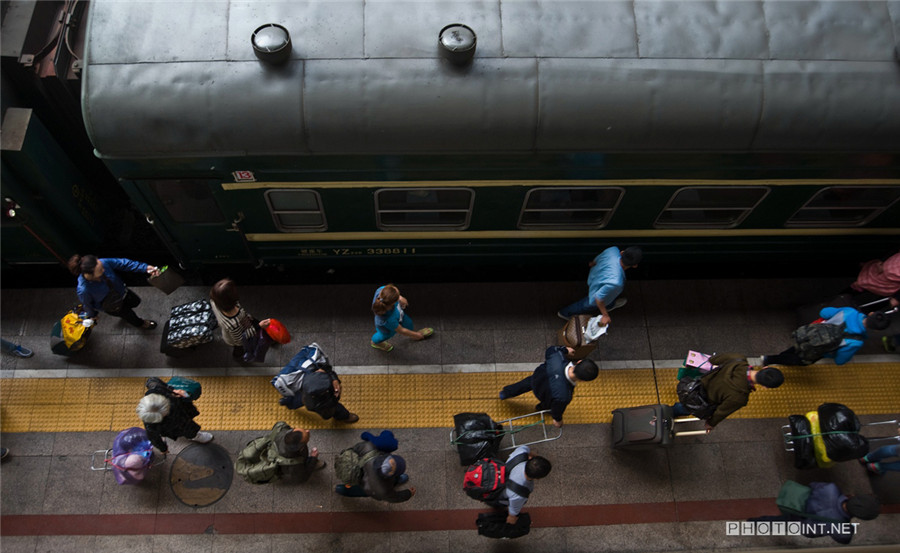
[807,410,835,468]
[61,312,86,347]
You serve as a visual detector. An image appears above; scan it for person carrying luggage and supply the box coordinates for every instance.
[68,254,160,330]
[467,445,551,525]
[557,246,642,326]
[499,346,599,427]
[673,353,783,432]
[235,421,325,484]
[334,431,414,503]
[209,278,276,362]
[272,343,359,423]
[751,481,879,544]
[763,307,890,366]
[136,377,212,454]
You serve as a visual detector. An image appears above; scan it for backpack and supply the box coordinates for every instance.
[271,342,331,398]
[235,422,304,484]
[791,322,862,364]
[463,452,530,502]
[776,480,844,523]
[676,369,719,420]
[300,371,337,415]
[334,446,380,487]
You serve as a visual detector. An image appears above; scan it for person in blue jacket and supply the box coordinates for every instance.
[557,246,642,326]
[68,254,160,329]
[499,346,599,427]
[764,307,890,366]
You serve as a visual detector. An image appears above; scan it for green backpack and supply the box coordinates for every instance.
[775,481,844,522]
[334,446,380,487]
[235,422,303,484]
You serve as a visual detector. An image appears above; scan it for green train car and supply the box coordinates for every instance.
[79,1,900,271]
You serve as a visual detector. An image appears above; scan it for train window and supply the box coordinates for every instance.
[265,190,326,231]
[786,187,900,227]
[375,188,473,230]
[654,187,768,228]
[518,187,623,229]
[148,180,225,224]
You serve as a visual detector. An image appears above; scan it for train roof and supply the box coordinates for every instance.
[81,0,900,159]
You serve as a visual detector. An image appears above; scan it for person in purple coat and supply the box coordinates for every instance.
[68,254,160,329]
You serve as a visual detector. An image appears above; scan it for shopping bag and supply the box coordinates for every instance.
[148,265,185,295]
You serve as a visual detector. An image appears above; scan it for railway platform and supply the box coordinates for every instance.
[1,276,898,552]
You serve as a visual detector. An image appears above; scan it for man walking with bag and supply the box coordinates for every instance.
[557,246,642,326]
[673,353,784,432]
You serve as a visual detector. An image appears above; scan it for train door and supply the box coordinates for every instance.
[121,179,253,266]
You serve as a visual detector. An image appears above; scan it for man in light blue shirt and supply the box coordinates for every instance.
[494,445,552,525]
[558,246,642,325]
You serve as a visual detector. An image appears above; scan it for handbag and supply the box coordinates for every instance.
[167,376,202,400]
[676,376,718,420]
[50,307,92,355]
[148,265,185,295]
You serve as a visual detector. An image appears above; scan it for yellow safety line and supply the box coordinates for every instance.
[1,363,897,433]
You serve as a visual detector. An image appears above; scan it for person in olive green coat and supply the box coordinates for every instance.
[674,353,784,432]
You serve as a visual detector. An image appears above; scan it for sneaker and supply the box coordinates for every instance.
[192,431,214,444]
[609,297,627,311]
[142,320,158,330]
[371,341,394,352]
[342,413,360,424]
[866,462,885,475]
[12,345,33,358]
[419,328,434,339]
[858,455,870,465]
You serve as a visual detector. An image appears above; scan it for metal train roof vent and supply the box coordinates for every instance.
[438,24,476,65]
[251,24,292,65]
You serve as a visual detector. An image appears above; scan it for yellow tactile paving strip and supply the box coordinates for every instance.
[1,363,898,433]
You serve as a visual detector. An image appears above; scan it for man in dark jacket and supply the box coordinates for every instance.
[499,346,599,427]
[338,439,415,503]
[674,353,784,431]
[752,482,879,544]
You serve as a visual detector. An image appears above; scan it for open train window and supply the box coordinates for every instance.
[786,186,900,227]
[654,187,769,228]
[265,189,326,232]
[518,187,623,229]
[375,188,473,230]
[148,180,225,224]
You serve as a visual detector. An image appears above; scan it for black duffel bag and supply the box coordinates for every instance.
[818,402,869,462]
[476,511,531,539]
[788,414,817,470]
[453,413,503,466]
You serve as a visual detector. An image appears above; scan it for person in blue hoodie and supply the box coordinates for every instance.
[499,346,599,427]
[764,307,890,366]
[68,254,160,329]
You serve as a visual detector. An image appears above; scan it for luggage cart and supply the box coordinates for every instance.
[450,410,563,453]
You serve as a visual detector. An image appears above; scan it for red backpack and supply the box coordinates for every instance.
[463,452,530,502]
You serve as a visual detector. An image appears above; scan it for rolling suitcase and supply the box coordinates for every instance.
[611,404,705,450]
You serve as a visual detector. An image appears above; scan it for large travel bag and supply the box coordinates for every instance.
[611,404,705,450]
[160,299,218,356]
